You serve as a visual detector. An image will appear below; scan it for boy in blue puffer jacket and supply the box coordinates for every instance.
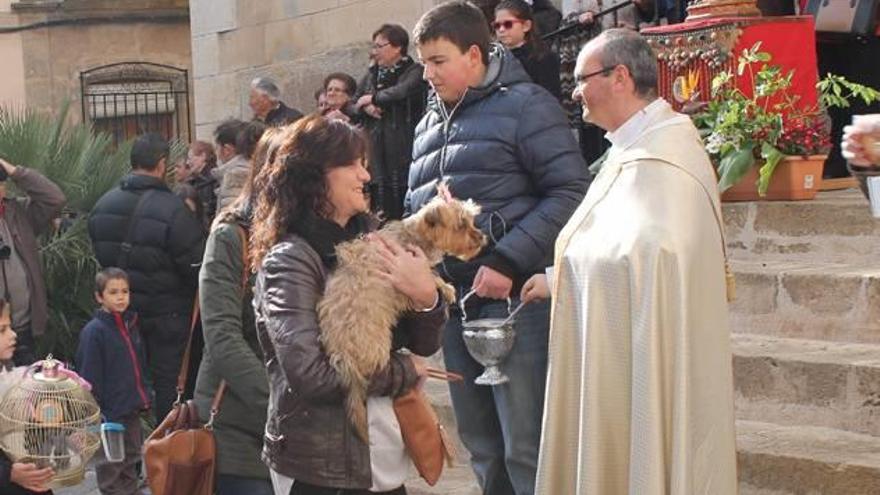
[76,267,150,495]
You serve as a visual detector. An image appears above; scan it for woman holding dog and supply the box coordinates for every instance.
[250,114,446,495]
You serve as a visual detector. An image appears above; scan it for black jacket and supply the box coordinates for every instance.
[512,44,562,99]
[265,102,304,127]
[358,57,428,220]
[88,174,205,317]
[75,309,150,421]
[406,44,588,290]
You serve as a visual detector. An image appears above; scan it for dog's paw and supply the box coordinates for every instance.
[438,282,456,305]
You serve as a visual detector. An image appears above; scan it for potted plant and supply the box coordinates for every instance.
[693,42,880,201]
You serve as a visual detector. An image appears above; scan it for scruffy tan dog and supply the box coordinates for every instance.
[317,186,485,442]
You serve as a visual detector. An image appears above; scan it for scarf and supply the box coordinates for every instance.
[288,211,373,268]
[375,56,414,91]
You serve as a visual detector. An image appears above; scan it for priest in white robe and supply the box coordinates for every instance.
[523,29,738,495]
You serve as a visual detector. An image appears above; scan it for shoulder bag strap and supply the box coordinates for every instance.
[117,189,155,269]
[197,224,249,427]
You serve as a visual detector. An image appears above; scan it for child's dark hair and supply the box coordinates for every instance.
[496,0,548,59]
[95,267,129,294]
[413,1,491,65]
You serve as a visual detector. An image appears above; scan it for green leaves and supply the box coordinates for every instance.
[817,73,880,110]
[757,142,785,196]
[718,143,756,192]
[695,41,880,195]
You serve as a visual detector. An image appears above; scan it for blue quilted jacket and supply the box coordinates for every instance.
[406,44,589,288]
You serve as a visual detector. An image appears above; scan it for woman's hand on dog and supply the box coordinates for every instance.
[368,233,438,309]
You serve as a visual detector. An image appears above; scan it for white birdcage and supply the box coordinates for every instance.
[0,355,101,488]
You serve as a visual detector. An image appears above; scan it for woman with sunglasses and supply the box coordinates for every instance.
[494,0,562,98]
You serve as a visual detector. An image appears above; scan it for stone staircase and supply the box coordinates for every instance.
[421,189,880,494]
[726,189,880,494]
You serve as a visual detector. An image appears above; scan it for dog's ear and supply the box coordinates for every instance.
[423,206,441,227]
[437,182,454,203]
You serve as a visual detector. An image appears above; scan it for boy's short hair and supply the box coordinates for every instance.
[413,1,491,65]
[96,267,129,294]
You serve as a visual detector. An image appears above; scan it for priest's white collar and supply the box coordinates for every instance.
[605,98,667,152]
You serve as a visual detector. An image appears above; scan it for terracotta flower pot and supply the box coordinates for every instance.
[721,155,826,202]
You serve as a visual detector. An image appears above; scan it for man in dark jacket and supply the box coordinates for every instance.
[249,77,304,127]
[88,133,205,421]
[0,158,66,366]
[408,3,589,495]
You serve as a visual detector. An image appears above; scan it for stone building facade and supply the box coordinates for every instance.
[189,0,447,139]
[0,0,192,143]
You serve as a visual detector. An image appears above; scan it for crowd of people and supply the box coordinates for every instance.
[0,1,878,495]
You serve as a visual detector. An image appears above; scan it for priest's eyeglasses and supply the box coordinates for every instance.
[576,66,617,84]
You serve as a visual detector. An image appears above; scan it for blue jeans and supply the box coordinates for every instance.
[216,474,274,495]
[444,295,551,495]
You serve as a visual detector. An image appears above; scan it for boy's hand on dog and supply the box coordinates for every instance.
[368,233,438,309]
[472,266,512,299]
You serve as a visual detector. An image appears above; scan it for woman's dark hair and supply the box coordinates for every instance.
[189,140,217,174]
[373,23,409,55]
[250,115,368,270]
[323,72,358,96]
[236,120,268,159]
[214,118,246,147]
[496,0,548,59]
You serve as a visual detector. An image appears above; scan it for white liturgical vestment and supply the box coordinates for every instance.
[535,99,738,495]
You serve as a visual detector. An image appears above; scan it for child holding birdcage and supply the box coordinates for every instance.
[75,268,151,495]
[0,299,56,495]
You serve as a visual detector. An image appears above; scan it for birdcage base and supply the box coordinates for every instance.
[50,467,86,488]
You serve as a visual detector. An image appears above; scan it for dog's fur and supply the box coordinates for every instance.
[317,194,485,442]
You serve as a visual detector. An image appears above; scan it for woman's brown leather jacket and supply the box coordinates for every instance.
[253,233,447,489]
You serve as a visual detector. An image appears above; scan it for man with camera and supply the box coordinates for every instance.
[0,157,66,366]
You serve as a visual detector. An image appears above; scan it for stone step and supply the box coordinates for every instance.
[732,333,880,436]
[730,259,880,344]
[737,420,880,495]
[723,189,880,263]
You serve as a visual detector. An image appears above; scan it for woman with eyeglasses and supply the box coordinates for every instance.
[354,24,427,221]
[494,0,562,98]
[322,73,359,123]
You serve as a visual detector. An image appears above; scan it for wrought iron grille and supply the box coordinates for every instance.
[80,62,190,146]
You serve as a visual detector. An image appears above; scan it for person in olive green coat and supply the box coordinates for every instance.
[194,128,283,495]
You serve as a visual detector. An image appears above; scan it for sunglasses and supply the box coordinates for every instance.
[492,19,524,31]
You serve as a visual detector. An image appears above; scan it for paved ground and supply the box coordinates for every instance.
[56,460,479,495]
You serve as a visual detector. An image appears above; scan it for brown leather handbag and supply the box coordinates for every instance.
[143,300,227,495]
[393,367,462,486]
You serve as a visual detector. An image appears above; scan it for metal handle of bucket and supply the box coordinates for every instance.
[460,289,512,323]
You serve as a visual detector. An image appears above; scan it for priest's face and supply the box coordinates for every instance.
[572,44,615,130]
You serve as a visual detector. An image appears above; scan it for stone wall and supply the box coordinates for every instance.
[0,0,191,127]
[191,0,448,139]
